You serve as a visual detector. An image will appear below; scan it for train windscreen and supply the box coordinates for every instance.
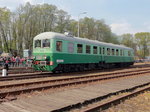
[35,40,41,48]
[42,39,50,48]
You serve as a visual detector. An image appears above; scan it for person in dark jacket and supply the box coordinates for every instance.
[4,60,9,71]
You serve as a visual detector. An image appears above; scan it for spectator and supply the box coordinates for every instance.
[4,59,9,71]
[20,58,25,67]
[15,56,20,67]
[11,56,15,67]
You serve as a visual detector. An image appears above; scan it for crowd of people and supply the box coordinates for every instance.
[0,56,33,67]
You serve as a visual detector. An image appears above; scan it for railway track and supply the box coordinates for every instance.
[0,72,51,81]
[0,64,150,82]
[0,67,34,75]
[0,67,32,70]
[0,70,35,75]
[79,85,150,112]
[52,83,150,112]
[0,67,33,72]
[0,68,150,102]
[0,68,150,89]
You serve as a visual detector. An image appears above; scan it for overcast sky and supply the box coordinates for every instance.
[0,0,150,35]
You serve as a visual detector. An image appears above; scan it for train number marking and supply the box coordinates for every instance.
[57,59,64,63]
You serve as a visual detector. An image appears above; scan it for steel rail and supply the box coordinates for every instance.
[0,69,150,89]
[0,67,32,70]
[0,67,150,82]
[0,72,51,81]
[0,71,35,75]
[0,66,150,81]
[51,83,150,112]
[80,85,150,112]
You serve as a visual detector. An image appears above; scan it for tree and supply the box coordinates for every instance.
[121,33,136,51]
[66,19,78,36]
[55,10,70,33]
[110,33,120,44]
[135,32,150,58]
[0,7,11,52]
[12,3,59,55]
[78,17,114,43]
[94,19,112,42]
[0,3,120,55]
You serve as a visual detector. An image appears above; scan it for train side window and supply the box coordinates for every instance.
[107,48,110,55]
[99,47,101,54]
[128,51,131,56]
[35,40,41,48]
[56,41,62,52]
[112,49,115,55]
[77,44,83,53]
[42,39,50,48]
[123,50,124,56]
[93,46,97,54]
[68,43,74,53]
[120,50,123,56]
[116,49,119,56]
[86,45,91,54]
[103,47,105,55]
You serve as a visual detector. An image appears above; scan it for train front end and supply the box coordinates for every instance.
[32,33,55,72]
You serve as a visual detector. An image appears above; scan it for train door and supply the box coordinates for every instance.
[101,47,105,63]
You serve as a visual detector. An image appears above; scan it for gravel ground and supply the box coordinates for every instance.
[102,91,150,112]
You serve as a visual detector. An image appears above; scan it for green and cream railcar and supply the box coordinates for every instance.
[33,32,134,72]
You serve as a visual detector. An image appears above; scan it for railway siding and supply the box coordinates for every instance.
[0,73,150,112]
[0,69,149,98]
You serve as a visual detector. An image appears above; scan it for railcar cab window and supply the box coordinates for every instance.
[86,45,91,54]
[93,46,97,54]
[42,39,50,48]
[56,41,62,52]
[68,43,74,53]
[77,44,83,53]
[35,40,41,48]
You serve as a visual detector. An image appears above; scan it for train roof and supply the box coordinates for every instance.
[34,32,132,50]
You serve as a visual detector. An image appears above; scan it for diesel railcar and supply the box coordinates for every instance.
[32,32,134,72]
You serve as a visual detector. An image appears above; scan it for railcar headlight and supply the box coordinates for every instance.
[43,56,47,60]
[33,56,36,59]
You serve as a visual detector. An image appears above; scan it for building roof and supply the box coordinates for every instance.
[1,53,12,57]
[34,32,132,50]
